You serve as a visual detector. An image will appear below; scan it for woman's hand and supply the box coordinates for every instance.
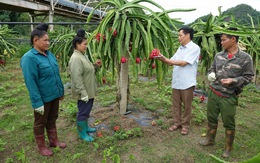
[59,96,64,100]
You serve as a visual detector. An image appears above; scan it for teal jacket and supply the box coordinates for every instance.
[20,48,64,109]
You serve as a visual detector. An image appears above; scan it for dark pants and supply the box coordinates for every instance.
[207,90,238,130]
[172,86,195,129]
[77,98,94,121]
[34,98,59,135]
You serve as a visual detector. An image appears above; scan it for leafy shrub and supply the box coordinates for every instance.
[0,138,6,152]
[113,127,143,140]
[63,102,77,119]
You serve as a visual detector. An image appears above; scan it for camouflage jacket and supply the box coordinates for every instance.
[209,49,254,96]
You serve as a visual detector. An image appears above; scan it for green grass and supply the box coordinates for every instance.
[0,58,260,163]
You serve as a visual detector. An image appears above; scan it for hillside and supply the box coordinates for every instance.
[192,4,260,26]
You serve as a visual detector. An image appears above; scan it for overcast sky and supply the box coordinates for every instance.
[134,0,260,24]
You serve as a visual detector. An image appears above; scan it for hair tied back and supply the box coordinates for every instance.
[36,23,48,32]
[77,29,85,37]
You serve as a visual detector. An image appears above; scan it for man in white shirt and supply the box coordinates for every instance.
[156,26,200,135]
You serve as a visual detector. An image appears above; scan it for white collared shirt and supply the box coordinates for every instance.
[170,41,200,89]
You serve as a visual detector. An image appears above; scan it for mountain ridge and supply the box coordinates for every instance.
[191,4,260,26]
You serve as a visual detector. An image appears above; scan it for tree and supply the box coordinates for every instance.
[191,7,231,76]
[0,25,18,66]
[235,15,260,85]
[192,7,260,88]
[86,0,194,114]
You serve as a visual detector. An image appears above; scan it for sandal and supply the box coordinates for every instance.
[181,128,189,135]
[168,125,180,131]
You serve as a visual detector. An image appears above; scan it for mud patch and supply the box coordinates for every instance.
[87,103,159,136]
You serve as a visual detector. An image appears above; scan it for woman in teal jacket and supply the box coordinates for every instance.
[20,24,66,156]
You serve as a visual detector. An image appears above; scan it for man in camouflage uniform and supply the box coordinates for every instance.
[199,28,254,158]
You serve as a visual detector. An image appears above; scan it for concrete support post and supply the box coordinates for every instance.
[49,10,54,31]
[49,0,54,31]
[29,13,34,32]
